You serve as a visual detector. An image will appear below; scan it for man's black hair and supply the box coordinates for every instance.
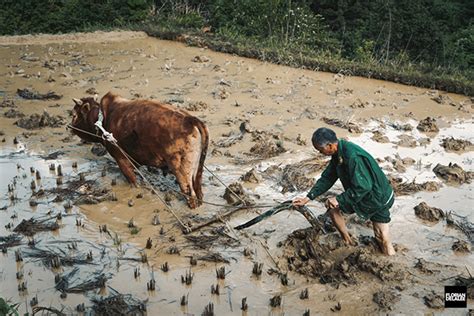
[311,127,338,147]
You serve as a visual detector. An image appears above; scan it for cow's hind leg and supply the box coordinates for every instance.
[174,171,197,209]
[169,156,198,209]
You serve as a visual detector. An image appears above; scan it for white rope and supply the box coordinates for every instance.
[94,109,117,144]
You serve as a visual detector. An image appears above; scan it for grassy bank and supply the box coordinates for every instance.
[140,23,473,96]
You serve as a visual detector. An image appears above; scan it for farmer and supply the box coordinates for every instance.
[293,127,396,256]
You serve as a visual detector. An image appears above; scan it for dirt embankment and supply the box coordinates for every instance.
[0,31,473,315]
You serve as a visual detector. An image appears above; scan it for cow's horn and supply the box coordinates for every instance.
[93,94,99,102]
[72,98,83,106]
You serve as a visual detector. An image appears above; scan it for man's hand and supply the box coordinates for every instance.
[292,197,310,207]
[325,196,339,209]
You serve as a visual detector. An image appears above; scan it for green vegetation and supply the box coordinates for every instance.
[0,297,19,316]
[1,0,472,95]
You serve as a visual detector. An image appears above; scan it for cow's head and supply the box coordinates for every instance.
[71,95,100,142]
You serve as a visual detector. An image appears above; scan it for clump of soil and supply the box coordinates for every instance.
[373,289,401,311]
[385,156,414,173]
[322,117,362,133]
[389,122,413,131]
[223,182,255,205]
[416,117,439,133]
[282,227,406,286]
[17,88,62,100]
[192,55,210,63]
[371,131,389,143]
[184,101,208,111]
[414,202,444,222]
[240,168,261,183]
[433,163,473,184]
[423,291,444,309]
[414,258,438,274]
[249,138,286,158]
[441,137,473,152]
[431,93,455,105]
[4,108,25,118]
[85,87,98,95]
[388,175,440,196]
[214,131,243,148]
[451,240,470,253]
[0,98,16,108]
[396,134,417,147]
[91,143,108,156]
[15,111,65,129]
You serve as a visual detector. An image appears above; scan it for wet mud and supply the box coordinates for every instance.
[0,31,473,315]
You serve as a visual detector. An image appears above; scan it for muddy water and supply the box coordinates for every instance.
[0,32,473,315]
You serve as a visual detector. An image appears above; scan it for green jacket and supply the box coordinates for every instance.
[307,139,394,220]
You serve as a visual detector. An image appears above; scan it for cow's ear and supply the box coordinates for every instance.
[73,98,83,106]
[81,102,91,113]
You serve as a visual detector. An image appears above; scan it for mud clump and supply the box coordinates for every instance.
[91,143,108,156]
[441,137,473,152]
[282,227,406,286]
[371,131,389,143]
[17,88,62,100]
[373,289,401,311]
[414,202,444,222]
[423,291,444,309]
[15,111,65,129]
[388,175,440,196]
[184,101,208,111]
[396,134,417,147]
[433,163,473,184]
[241,168,261,183]
[249,138,286,158]
[322,117,362,133]
[389,122,413,131]
[214,131,243,148]
[414,258,437,274]
[451,240,470,253]
[416,117,439,133]
[223,182,255,205]
[4,108,25,118]
[385,156,414,173]
[0,98,16,108]
[431,93,455,105]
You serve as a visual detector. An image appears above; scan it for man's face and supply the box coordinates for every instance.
[314,143,337,156]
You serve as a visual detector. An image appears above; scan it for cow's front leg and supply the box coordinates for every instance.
[108,146,137,185]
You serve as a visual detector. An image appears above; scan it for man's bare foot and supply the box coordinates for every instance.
[382,242,396,256]
[372,222,396,256]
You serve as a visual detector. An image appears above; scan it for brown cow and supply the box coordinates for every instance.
[70,92,209,209]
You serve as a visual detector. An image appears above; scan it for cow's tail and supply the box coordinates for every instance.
[193,119,209,204]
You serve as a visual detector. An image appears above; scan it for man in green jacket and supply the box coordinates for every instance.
[293,127,396,256]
